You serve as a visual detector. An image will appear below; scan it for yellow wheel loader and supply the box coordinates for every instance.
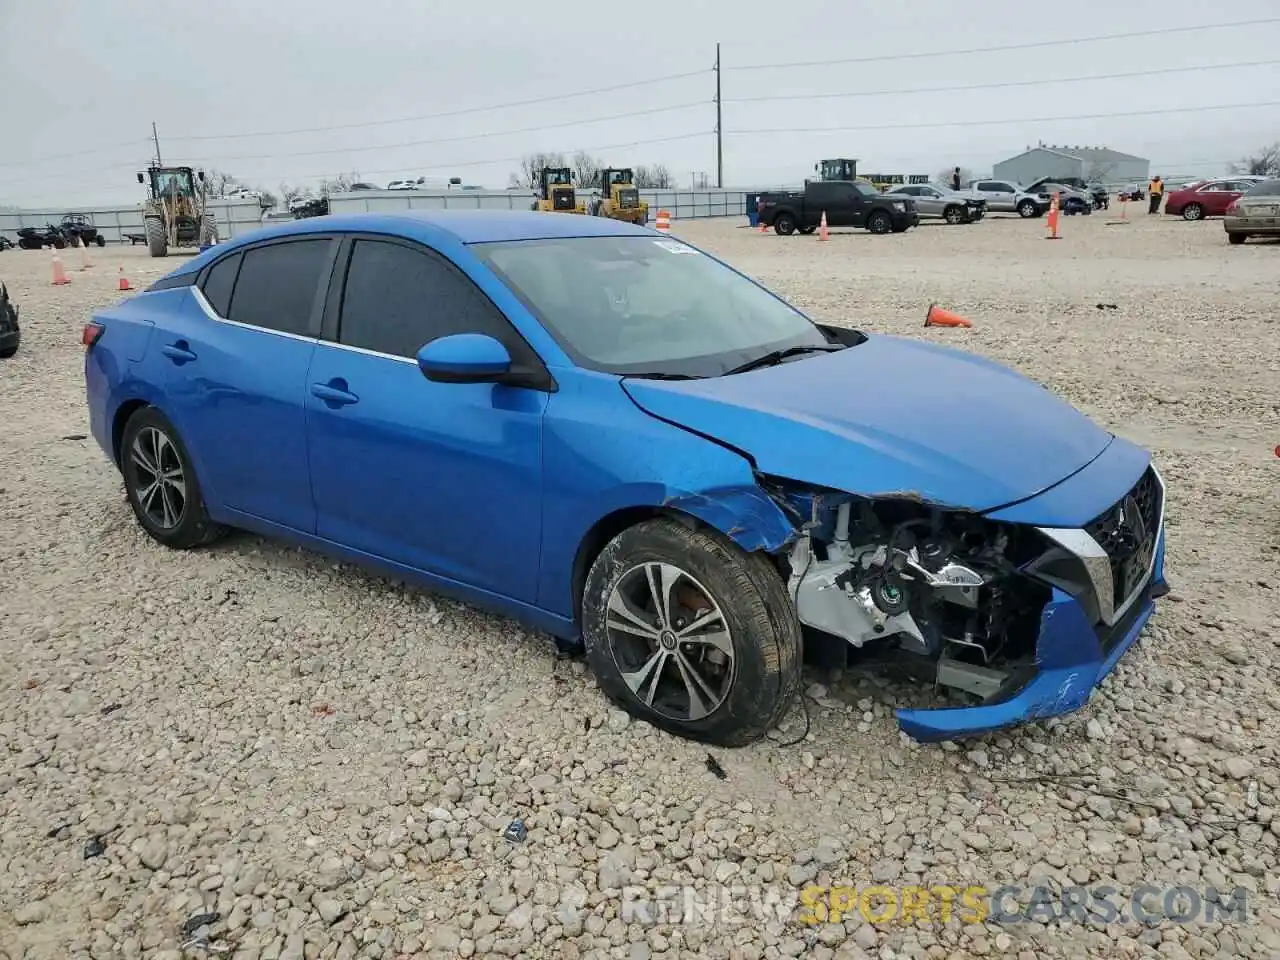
[137,165,218,258]
[591,167,648,225]
[532,167,585,214]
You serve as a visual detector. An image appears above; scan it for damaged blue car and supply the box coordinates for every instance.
[83,210,1168,745]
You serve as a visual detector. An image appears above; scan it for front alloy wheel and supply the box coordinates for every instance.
[582,518,801,746]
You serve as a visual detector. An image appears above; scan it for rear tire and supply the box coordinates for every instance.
[144,216,168,258]
[581,518,802,747]
[1227,232,1246,245]
[95,235,106,247]
[867,210,892,235]
[1182,203,1204,222]
[120,407,226,550]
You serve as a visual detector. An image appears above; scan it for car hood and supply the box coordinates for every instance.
[621,334,1114,513]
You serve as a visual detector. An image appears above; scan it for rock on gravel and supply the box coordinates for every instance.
[1,217,1278,959]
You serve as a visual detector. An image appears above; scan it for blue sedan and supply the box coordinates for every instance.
[83,211,1168,744]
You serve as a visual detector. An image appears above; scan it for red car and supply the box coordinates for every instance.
[1163,177,1256,221]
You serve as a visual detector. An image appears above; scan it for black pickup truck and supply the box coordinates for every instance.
[757,179,919,235]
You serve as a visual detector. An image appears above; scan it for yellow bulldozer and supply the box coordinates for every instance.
[532,166,585,214]
[591,167,648,225]
[137,164,218,258]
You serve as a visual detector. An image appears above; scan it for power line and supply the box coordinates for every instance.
[161,69,711,143]
[2,102,709,186]
[725,59,1280,104]
[728,101,1280,136]
[0,139,152,170]
[727,17,1280,71]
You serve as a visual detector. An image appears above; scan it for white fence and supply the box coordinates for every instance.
[0,199,268,244]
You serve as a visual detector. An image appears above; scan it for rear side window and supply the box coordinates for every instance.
[1246,179,1280,196]
[228,239,331,336]
[338,239,527,361]
[200,252,241,318]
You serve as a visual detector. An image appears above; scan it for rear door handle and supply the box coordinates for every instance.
[161,342,197,364]
[310,381,359,407]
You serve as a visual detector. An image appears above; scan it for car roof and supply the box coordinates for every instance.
[166,210,653,278]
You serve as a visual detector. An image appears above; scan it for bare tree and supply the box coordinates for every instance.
[571,151,602,188]
[508,152,568,190]
[318,171,362,197]
[1233,142,1280,177]
[202,168,241,198]
[634,163,673,189]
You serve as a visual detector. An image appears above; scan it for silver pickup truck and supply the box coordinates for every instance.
[967,180,1048,218]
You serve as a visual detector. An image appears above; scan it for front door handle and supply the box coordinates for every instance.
[161,341,197,364]
[310,380,359,407]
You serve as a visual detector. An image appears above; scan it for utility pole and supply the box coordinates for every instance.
[151,122,162,166]
[713,43,723,189]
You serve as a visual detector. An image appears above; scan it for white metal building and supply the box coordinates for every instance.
[993,144,1150,186]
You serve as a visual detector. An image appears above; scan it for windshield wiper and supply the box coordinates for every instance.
[623,371,701,380]
[723,344,844,376]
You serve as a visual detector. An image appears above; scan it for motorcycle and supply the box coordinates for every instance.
[16,223,68,250]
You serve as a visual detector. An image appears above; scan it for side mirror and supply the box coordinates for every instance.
[416,333,512,384]
[136,172,145,184]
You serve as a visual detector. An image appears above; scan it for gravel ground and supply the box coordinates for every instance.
[1,214,1277,960]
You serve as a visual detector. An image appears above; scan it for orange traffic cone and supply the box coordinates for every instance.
[1046,193,1061,240]
[759,219,769,234]
[818,210,829,241]
[51,253,71,286]
[117,265,134,291]
[924,303,972,329]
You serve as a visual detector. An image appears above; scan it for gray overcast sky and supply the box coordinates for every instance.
[2,0,1278,207]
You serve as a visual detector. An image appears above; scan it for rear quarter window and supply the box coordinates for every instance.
[200,252,242,318]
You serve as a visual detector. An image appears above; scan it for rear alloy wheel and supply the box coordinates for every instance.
[582,518,801,746]
[867,211,892,235]
[121,407,225,549]
[1182,203,1204,222]
[1227,232,1247,245]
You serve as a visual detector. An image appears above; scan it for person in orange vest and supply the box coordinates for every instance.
[1147,175,1163,214]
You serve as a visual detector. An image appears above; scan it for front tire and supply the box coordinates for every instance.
[144,216,168,257]
[943,205,964,224]
[773,213,796,236]
[1017,200,1039,218]
[120,407,225,550]
[582,518,802,747]
[95,235,106,247]
[1182,203,1204,221]
[867,210,892,234]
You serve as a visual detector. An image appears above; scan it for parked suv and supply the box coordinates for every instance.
[1026,176,1108,210]
[968,180,1047,218]
[884,183,985,223]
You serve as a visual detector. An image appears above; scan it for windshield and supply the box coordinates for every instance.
[1245,179,1280,196]
[471,236,834,378]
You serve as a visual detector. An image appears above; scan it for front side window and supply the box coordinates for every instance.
[337,239,524,361]
[227,239,332,336]
[472,236,839,378]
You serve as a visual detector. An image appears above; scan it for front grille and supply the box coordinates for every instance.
[552,190,576,211]
[618,189,639,209]
[1084,468,1162,610]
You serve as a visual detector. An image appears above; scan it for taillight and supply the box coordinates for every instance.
[1226,201,1240,215]
[82,321,105,348]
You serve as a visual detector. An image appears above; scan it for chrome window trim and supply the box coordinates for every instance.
[191,284,317,345]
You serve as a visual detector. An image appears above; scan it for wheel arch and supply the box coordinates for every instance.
[111,398,153,467]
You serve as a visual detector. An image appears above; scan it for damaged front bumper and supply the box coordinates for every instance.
[896,494,1168,742]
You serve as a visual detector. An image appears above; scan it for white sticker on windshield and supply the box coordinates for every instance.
[652,239,698,254]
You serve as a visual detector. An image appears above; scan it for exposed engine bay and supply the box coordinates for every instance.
[771,485,1054,701]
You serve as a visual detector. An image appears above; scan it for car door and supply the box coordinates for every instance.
[915,186,946,217]
[162,236,337,531]
[305,235,549,601]
[1208,180,1245,216]
[980,181,1016,212]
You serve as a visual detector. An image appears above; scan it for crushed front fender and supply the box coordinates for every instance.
[896,525,1168,742]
